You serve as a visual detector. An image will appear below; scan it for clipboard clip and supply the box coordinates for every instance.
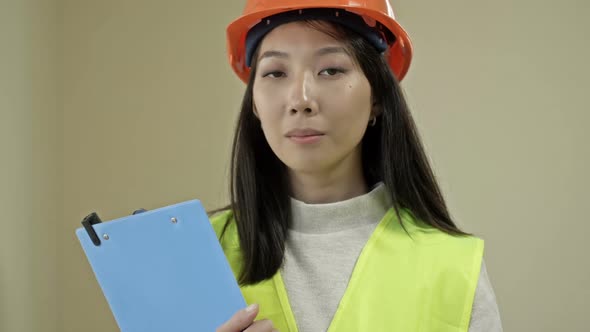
[81,208,148,246]
[81,212,103,246]
[132,208,147,215]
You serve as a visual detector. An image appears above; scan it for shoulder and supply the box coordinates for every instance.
[209,209,240,249]
[388,208,485,282]
[209,209,233,235]
[395,208,484,252]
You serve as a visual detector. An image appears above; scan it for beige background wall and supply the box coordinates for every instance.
[1,0,588,331]
[1,0,60,332]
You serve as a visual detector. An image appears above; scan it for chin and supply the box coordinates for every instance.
[284,158,333,174]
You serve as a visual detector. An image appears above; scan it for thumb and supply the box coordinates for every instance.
[218,304,259,332]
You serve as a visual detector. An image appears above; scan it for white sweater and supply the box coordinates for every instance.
[281,182,503,332]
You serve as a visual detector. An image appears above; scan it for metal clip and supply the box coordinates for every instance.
[81,212,103,246]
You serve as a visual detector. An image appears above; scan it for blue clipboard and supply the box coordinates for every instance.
[76,200,246,332]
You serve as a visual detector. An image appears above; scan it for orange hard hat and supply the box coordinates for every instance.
[226,0,413,83]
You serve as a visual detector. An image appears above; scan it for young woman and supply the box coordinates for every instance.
[213,1,502,331]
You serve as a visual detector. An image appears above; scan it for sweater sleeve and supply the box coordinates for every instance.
[468,260,503,332]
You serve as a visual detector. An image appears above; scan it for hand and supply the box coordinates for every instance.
[216,304,278,332]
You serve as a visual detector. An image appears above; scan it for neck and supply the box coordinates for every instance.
[289,182,390,233]
[288,153,368,204]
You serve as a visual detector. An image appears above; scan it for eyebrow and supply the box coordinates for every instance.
[258,46,349,62]
[259,50,289,61]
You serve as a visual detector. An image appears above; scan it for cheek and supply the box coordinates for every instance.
[259,116,282,148]
[328,87,372,145]
[253,96,284,150]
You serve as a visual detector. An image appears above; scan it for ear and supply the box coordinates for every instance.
[371,100,383,118]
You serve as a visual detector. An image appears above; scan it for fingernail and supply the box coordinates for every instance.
[245,303,258,313]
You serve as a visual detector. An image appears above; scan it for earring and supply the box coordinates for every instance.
[369,116,377,127]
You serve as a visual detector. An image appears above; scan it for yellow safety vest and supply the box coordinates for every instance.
[210,208,483,332]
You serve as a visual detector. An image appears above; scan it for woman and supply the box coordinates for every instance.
[212,1,502,331]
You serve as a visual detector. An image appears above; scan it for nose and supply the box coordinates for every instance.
[287,71,319,116]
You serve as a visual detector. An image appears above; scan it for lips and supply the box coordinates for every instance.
[285,128,325,145]
[285,128,325,137]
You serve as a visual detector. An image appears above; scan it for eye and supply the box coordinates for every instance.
[319,68,346,76]
[262,71,286,78]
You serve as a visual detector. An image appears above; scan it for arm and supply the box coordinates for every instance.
[468,260,503,332]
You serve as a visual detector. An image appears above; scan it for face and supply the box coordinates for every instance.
[252,21,373,176]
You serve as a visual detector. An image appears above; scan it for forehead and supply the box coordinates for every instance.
[258,21,344,51]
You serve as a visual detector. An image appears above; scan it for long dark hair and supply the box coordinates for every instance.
[213,21,468,286]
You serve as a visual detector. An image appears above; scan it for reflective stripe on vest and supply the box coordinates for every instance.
[211,208,484,332]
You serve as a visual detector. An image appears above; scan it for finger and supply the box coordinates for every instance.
[243,319,275,332]
[216,304,259,332]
